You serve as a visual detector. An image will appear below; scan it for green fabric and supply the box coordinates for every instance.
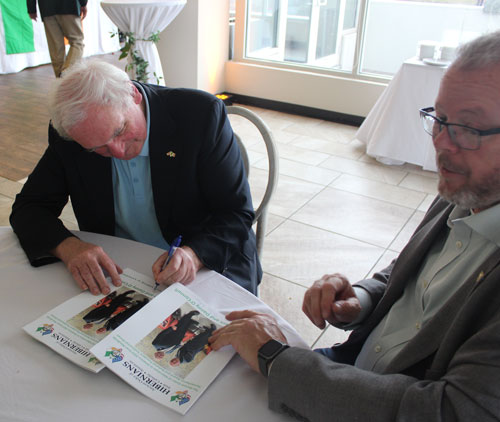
[0,0,35,54]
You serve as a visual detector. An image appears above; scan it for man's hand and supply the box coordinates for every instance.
[152,246,204,287]
[302,273,361,329]
[28,12,37,21]
[80,6,87,20]
[51,237,122,295]
[209,310,287,374]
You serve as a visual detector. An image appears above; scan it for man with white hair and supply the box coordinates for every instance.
[210,30,500,421]
[10,60,261,295]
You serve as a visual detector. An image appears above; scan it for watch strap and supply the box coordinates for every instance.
[258,339,290,377]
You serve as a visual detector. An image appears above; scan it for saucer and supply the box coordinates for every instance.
[423,58,450,67]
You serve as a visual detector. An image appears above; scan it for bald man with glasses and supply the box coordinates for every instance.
[209,30,500,421]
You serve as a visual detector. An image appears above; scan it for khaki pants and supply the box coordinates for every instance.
[43,14,84,77]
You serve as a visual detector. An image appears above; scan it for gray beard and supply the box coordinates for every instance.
[439,173,500,210]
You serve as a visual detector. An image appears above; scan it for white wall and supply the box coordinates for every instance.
[225,61,386,117]
[156,0,229,94]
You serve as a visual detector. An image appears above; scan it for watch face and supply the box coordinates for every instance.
[259,339,285,358]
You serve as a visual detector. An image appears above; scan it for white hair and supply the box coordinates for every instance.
[48,60,135,139]
[451,30,500,72]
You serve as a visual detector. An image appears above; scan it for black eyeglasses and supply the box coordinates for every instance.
[419,106,500,150]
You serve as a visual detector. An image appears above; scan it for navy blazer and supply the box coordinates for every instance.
[10,84,262,294]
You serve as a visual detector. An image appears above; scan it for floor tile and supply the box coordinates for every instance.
[251,141,331,166]
[369,249,400,276]
[0,179,23,199]
[267,129,301,145]
[249,168,324,218]
[319,155,407,185]
[291,136,366,160]
[330,174,426,208]
[0,195,14,226]
[291,187,414,248]
[312,325,350,349]
[262,220,384,288]
[286,120,357,144]
[418,193,437,212]
[399,172,439,195]
[259,273,323,347]
[255,157,340,186]
[389,210,426,253]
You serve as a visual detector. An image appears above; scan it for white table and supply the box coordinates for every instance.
[0,0,120,74]
[100,0,186,84]
[0,227,307,421]
[356,57,448,172]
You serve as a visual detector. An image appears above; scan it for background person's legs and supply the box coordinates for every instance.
[42,16,66,77]
[57,14,85,74]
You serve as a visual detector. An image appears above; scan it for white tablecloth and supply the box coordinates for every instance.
[0,0,120,74]
[356,57,448,172]
[0,227,307,421]
[100,0,186,84]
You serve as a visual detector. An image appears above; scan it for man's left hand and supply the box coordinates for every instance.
[209,310,287,374]
[80,6,87,20]
[152,245,203,286]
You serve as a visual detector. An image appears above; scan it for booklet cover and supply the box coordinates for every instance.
[90,282,234,415]
[22,269,158,372]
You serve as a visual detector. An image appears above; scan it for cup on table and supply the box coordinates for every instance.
[417,41,437,60]
[439,45,456,62]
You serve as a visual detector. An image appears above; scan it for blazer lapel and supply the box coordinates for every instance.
[365,201,454,331]
[75,148,115,233]
[385,246,500,375]
[143,85,181,229]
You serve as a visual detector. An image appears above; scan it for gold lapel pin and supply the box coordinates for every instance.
[166,151,176,158]
[476,271,485,283]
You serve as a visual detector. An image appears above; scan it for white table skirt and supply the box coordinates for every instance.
[0,0,120,74]
[0,227,307,421]
[356,57,447,172]
[100,0,186,84]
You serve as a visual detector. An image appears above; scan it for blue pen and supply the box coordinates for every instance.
[154,235,182,290]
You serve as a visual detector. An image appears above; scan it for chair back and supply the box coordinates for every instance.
[227,106,279,259]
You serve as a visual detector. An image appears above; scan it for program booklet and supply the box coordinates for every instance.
[23,269,159,372]
[91,280,235,415]
[23,268,235,414]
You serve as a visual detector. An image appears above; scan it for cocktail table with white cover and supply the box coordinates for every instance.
[356,57,448,172]
[100,0,186,84]
[0,227,307,421]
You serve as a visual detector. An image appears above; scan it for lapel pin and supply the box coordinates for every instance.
[476,271,485,283]
[166,151,176,158]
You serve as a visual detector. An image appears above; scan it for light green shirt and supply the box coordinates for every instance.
[355,203,500,372]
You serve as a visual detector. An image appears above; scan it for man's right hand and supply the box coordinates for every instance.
[51,237,122,295]
[302,273,361,329]
[28,12,37,21]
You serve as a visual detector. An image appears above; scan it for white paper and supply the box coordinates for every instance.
[23,269,158,372]
[91,282,235,415]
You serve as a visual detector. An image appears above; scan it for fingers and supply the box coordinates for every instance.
[52,238,119,295]
[332,297,362,323]
[302,273,359,328]
[154,247,201,287]
[209,311,287,374]
[225,310,259,321]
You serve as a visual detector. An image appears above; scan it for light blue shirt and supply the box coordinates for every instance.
[354,203,500,372]
[111,83,169,250]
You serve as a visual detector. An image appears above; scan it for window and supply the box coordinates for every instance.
[243,0,498,79]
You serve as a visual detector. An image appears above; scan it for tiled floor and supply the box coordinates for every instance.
[0,68,439,349]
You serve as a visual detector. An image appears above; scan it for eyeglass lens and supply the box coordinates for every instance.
[422,114,480,150]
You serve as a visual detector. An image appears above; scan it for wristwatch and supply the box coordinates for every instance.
[258,339,290,377]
